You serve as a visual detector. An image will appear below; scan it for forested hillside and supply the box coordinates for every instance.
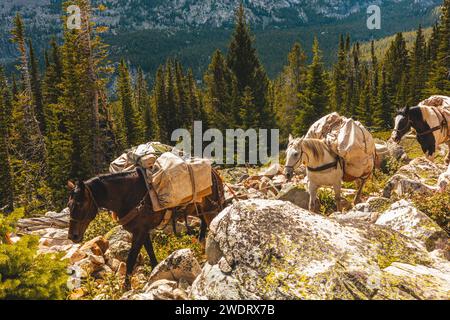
[0,0,442,78]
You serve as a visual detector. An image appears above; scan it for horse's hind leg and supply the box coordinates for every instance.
[445,141,450,165]
[333,183,342,213]
[144,234,158,268]
[124,232,146,290]
[354,178,366,205]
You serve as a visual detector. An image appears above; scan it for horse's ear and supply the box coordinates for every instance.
[67,180,76,191]
[77,181,85,192]
[288,134,294,143]
[405,105,410,113]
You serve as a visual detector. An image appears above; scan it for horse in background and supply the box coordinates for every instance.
[392,105,450,164]
[67,168,225,289]
[284,136,368,213]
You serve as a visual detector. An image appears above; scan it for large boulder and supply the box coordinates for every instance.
[376,200,449,253]
[148,249,201,285]
[191,199,450,300]
[382,157,444,198]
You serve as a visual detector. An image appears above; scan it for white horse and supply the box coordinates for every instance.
[284,135,368,213]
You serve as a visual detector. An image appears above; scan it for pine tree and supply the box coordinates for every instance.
[11,13,46,164]
[294,37,329,136]
[0,67,14,212]
[410,25,428,104]
[186,69,205,124]
[164,60,180,140]
[43,38,63,112]
[153,66,167,142]
[332,35,347,113]
[384,33,410,112]
[356,65,373,127]
[427,0,450,95]
[28,40,45,133]
[203,50,236,130]
[174,61,191,129]
[135,68,156,140]
[226,4,271,128]
[117,59,143,146]
[274,42,307,140]
[374,66,392,128]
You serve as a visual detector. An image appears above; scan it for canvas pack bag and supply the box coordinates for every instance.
[109,142,174,174]
[149,152,213,212]
[306,113,376,179]
[419,95,450,138]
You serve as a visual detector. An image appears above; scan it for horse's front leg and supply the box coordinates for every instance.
[308,181,319,213]
[124,232,146,290]
[144,234,158,269]
[198,215,208,244]
[354,178,366,205]
[333,183,342,213]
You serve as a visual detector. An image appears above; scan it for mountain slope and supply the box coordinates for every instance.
[0,0,443,78]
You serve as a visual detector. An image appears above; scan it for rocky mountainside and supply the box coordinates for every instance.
[11,136,450,300]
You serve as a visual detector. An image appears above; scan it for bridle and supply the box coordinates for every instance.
[285,142,305,172]
[69,184,99,224]
[393,113,412,137]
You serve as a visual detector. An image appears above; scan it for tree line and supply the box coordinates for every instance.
[1,1,449,213]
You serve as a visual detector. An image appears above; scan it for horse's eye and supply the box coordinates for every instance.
[293,151,299,157]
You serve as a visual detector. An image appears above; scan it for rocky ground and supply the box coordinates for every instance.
[10,137,450,300]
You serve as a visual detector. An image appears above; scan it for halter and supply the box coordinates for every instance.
[393,113,412,136]
[285,142,305,171]
[69,184,99,224]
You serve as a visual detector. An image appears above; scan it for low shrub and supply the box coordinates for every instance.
[412,192,450,235]
[83,211,118,242]
[0,209,69,300]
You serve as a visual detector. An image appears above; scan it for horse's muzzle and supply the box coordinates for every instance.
[284,167,294,181]
[68,233,82,244]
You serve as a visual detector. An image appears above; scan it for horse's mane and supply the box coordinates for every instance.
[302,139,327,161]
[86,170,138,184]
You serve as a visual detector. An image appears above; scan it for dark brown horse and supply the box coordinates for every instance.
[67,168,225,289]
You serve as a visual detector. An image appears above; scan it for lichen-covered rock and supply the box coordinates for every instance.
[120,279,189,300]
[376,200,449,253]
[383,158,448,198]
[191,199,450,300]
[148,249,201,285]
[277,184,310,209]
[383,174,435,198]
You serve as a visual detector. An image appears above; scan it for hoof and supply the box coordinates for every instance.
[122,278,132,291]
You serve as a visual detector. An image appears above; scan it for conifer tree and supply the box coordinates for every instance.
[28,40,45,133]
[356,65,373,127]
[0,67,14,212]
[294,37,329,136]
[374,66,392,128]
[135,68,156,140]
[274,42,307,140]
[11,13,46,164]
[226,4,271,128]
[117,59,143,146]
[410,25,428,103]
[427,0,450,95]
[332,35,347,113]
[384,33,410,112]
[153,66,167,142]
